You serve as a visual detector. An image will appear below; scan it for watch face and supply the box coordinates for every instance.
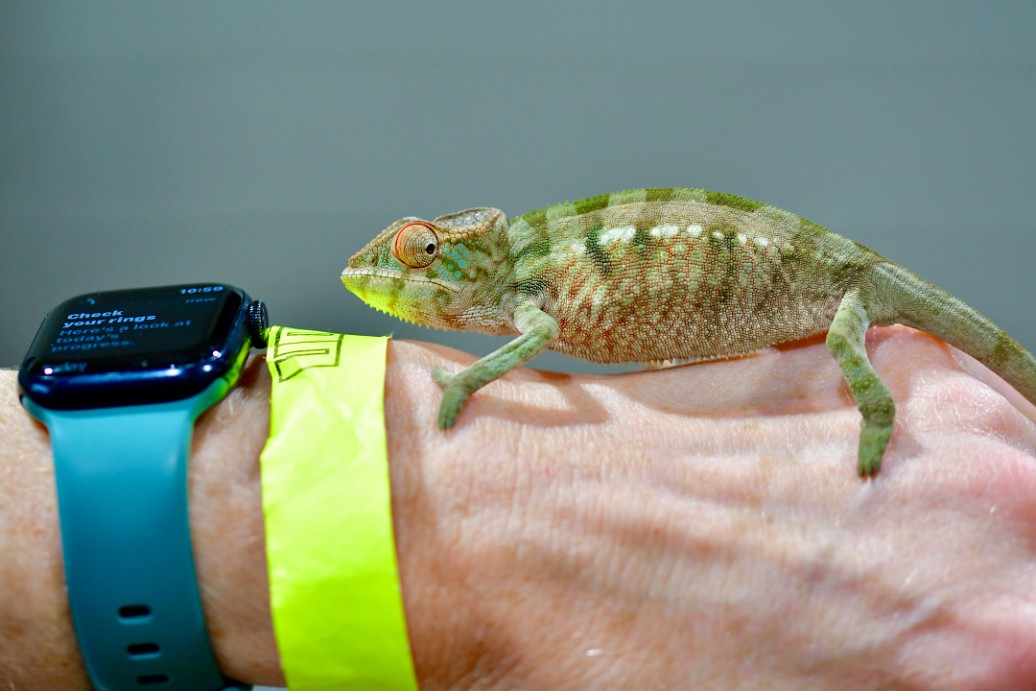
[19,284,252,409]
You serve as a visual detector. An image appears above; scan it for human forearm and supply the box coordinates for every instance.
[0,341,505,689]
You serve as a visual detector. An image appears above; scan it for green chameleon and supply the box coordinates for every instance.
[341,187,1036,477]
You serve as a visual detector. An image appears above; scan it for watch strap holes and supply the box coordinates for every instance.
[118,603,153,621]
[126,642,161,658]
[136,673,171,686]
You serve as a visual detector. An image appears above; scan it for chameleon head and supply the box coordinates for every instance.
[341,208,510,329]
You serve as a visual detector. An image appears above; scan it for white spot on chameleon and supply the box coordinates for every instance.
[600,226,636,245]
[686,224,703,237]
[754,236,770,249]
[650,224,680,238]
[737,233,748,245]
[711,230,725,240]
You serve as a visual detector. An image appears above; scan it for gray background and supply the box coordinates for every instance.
[0,2,1032,687]
[2,1,1034,373]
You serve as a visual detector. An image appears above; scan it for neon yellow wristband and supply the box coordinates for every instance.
[260,326,418,691]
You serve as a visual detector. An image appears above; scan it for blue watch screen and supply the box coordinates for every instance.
[43,285,233,359]
[19,283,249,408]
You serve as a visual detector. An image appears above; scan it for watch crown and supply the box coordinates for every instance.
[246,299,270,349]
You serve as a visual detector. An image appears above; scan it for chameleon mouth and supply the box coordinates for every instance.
[340,266,461,292]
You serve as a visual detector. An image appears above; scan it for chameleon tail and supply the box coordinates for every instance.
[873,262,1036,405]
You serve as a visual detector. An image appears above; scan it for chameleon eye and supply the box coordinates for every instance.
[392,222,440,268]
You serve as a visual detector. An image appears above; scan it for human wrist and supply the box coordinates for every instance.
[0,364,283,688]
[186,358,282,686]
[1,342,498,690]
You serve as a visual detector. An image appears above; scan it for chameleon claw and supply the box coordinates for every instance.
[437,402,459,429]
[437,381,469,430]
[434,368,480,430]
[856,421,892,478]
[433,368,469,428]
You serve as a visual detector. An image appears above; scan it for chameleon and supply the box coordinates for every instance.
[341,187,1036,477]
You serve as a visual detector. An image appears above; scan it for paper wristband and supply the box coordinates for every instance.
[259,326,418,691]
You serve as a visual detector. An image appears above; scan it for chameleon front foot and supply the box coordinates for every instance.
[433,367,470,430]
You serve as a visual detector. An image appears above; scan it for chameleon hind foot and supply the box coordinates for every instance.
[827,289,896,478]
[856,419,894,477]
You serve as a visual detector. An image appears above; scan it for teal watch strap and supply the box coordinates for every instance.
[24,379,247,691]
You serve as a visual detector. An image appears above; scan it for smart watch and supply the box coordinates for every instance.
[18,283,269,691]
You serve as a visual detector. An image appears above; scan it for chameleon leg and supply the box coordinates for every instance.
[826,289,896,477]
[435,300,560,429]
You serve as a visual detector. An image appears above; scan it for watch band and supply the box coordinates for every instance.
[24,379,246,691]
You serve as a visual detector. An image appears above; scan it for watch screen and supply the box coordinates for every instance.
[20,284,250,408]
[31,284,240,364]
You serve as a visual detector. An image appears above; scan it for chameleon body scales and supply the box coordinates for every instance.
[342,188,1036,476]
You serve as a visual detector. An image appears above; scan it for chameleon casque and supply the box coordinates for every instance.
[341,187,1036,477]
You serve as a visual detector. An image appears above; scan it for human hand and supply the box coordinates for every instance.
[390,326,1036,689]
